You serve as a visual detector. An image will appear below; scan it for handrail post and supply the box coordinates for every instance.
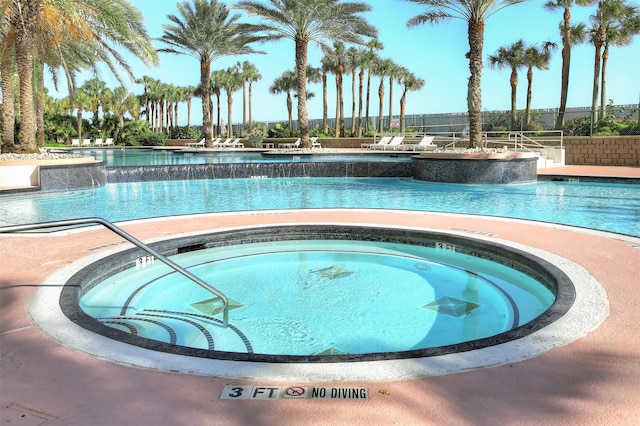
[0,217,229,327]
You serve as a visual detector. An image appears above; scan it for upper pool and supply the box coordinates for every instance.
[72,149,411,166]
[1,177,638,237]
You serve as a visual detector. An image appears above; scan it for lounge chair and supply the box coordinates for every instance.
[362,136,392,149]
[229,138,244,148]
[210,138,222,147]
[94,138,103,147]
[373,136,404,150]
[311,137,321,148]
[218,138,233,148]
[82,139,92,147]
[404,135,437,151]
[71,139,80,147]
[185,138,206,149]
[104,138,114,146]
[279,139,301,149]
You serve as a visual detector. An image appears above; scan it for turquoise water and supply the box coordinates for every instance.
[1,178,639,237]
[80,240,553,355]
[73,149,410,166]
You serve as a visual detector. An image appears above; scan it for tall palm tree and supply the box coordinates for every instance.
[237,61,261,130]
[5,0,158,153]
[589,0,639,122]
[523,42,556,127]
[219,66,243,138]
[322,41,348,137]
[184,85,196,129]
[269,70,297,133]
[210,70,224,136]
[81,78,107,126]
[599,2,639,119]
[374,57,394,133]
[159,0,262,143]
[320,57,333,134]
[488,39,527,130]
[107,86,139,142]
[398,70,425,134]
[406,0,525,147]
[72,89,91,141]
[346,46,361,135]
[136,75,157,127]
[235,0,377,148]
[364,39,383,134]
[387,61,402,132]
[544,0,596,129]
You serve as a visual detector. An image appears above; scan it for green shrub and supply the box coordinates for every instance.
[170,126,203,139]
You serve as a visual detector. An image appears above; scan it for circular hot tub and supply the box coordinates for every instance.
[30,222,607,380]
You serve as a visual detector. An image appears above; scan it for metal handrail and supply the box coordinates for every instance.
[0,217,229,327]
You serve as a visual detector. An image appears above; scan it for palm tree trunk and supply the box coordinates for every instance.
[555,7,572,130]
[286,93,293,132]
[1,58,15,148]
[591,38,603,125]
[526,67,533,127]
[242,81,247,129]
[295,37,310,147]
[322,72,328,134]
[357,68,364,137]
[467,20,485,148]
[600,44,609,119]
[510,68,518,130]
[335,74,341,137]
[248,82,253,131]
[227,92,233,138]
[37,76,45,147]
[14,26,38,152]
[365,70,372,133]
[378,79,385,133]
[187,99,192,129]
[200,59,212,142]
[351,69,356,135]
[388,76,394,131]
[400,90,407,134]
[215,92,221,137]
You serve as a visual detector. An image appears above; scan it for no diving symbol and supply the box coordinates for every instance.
[285,386,306,397]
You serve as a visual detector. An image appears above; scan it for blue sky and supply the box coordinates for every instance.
[49,0,640,126]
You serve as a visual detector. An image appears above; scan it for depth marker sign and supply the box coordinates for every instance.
[220,385,368,400]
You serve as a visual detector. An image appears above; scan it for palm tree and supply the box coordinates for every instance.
[374,57,394,133]
[346,46,361,135]
[72,89,91,141]
[5,0,158,153]
[159,0,262,143]
[320,57,333,134]
[106,86,139,142]
[237,61,261,130]
[81,78,107,126]
[210,70,225,136]
[406,0,525,147]
[398,70,426,134]
[1,36,16,147]
[523,42,556,127]
[589,0,639,122]
[599,2,639,119]
[387,61,402,132]
[184,85,196,129]
[322,41,348,137]
[364,39,383,134]
[544,0,596,129]
[219,67,243,138]
[235,0,377,148]
[269,70,297,133]
[488,39,527,130]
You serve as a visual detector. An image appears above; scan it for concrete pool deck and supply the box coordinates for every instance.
[1,165,639,425]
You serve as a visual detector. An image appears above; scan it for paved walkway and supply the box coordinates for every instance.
[1,166,639,425]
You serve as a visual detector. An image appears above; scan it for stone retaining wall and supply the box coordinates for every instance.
[564,137,639,166]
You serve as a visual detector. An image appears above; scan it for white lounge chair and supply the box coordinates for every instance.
[71,139,80,147]
[210,138,222,147]
[218,138,233,148]
[279,139,301,149]
[185,138,206,149]
[404,135,437,151]
[311,137,321,148]
[104,138,114,146]
[93,138,103,147]
[373,136,404,150]
[82,139,92,147]
[362,136,392,149]
[229,138,244,148]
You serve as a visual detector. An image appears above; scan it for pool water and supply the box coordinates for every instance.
[1,178,638,237]
[73,149,410,166]
[80,240,554,355]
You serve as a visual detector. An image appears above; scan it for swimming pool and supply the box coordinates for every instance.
[73,149,411,166]
[1,177,638,237]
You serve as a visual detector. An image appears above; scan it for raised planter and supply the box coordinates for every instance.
[411,152,538,184]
